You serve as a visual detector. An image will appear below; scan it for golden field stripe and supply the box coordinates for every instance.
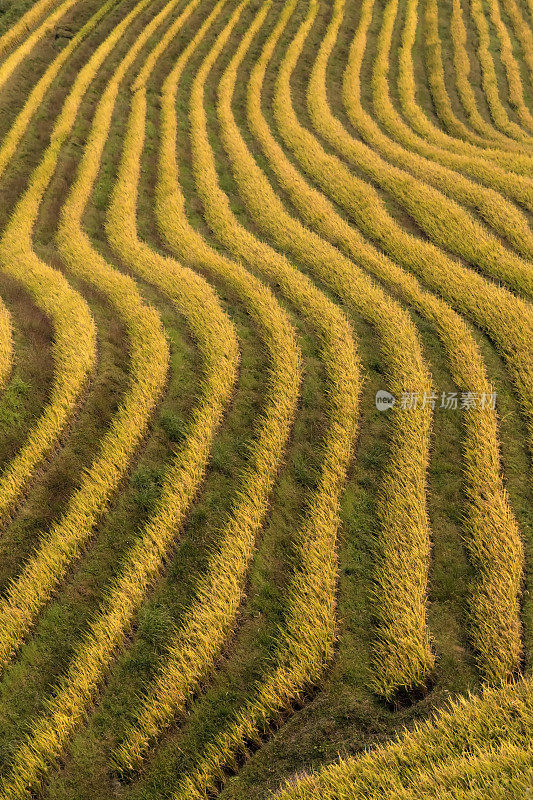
[397,0,533,174]
[109,0,301,771]
[0,0,161,672]
[270,0,533,454]
[348,0,533,261]
[0,0,124,524]
[348,0,533,211]
[0,0,240,796]
[155,4,360,794]
[117,0,428,775]
[0,0,121,183]
[369,741,533,799]
[468,0,531,141]
[216,2,437,698]
[449,0,516,144]
[482,0,533,133]
[0,301,12,394]
[265,0,523,682]
[423,0,488,144]
[0,0,60,61]
[307,1,533,298]
[271,676,533,799]
[499,0,533,82]
[0,264,94,525]
[0,134,97,522]
[115,0,360,778]
[0,0,84,94]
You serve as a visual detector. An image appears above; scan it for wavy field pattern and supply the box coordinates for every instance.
[0,0,530,798]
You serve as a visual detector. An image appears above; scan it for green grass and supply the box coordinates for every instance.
[0,276,53,473]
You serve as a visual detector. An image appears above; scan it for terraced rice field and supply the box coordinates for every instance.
[0,0,531,797]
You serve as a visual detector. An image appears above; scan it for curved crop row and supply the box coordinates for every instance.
[271,676,533,799]
[422,0,533,155]
[0,0,123,493]
[423,0,531,156]
[0,300,11,393]
[499,0,533,81]
[0,0,530,797]
[345,0,533,262]
[135,0,520,776]
[113,0,361,780]
[0,0,242,796]
[0,0,166,671]
[112,91,300,775]
[468,0,530,141]
[144,2,360,787]
[199,0,428,701]
[396,0,533,174]
[0,0,120,182]
[266,0,523,682]
[368,0,533,214]
[482,0,533,133]
[109,0,302,771]
[449,0,518,144]
[423,0,486,144]
[0,108,97,525]
[0,0,82,95]
[348,0,533,212]
[0,0,61,60]
[0,0,137,534]
[115,0,431,763]
[304,0,533,299]
[274,0,533,677]
[0,317,237,798]
[173,502,359,800]
[269,0,533,460]
[214,0,437,699]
